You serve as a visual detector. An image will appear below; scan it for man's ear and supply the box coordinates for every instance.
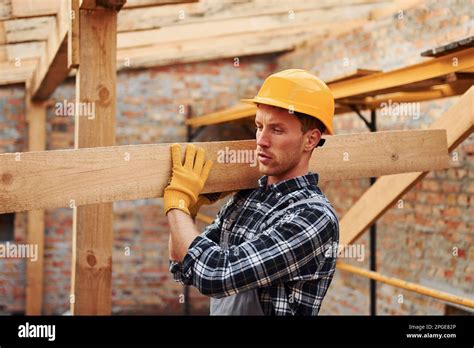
[305,129,322,151]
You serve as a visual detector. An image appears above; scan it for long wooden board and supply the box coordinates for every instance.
[0,129,448,214]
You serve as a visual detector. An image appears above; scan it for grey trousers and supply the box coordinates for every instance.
[210,289,264,316]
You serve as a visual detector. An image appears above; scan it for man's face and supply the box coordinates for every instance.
[255,104,309,181]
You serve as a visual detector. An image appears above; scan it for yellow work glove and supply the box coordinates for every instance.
[189,191,236,219]
[163,144,213,215]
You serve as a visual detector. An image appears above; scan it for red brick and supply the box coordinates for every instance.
[442,181,461,192]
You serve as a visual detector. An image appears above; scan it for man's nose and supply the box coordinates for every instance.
[256,128,270,148]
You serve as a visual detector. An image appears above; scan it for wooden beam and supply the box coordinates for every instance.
[116,5,378,50]
[335,80,474,114]
[337,262,474,309]
[339,87,474,248]
[81,0,127,11]
[10,0,59,19]
[1,16,55,44]
[28,0,69,100]
[328,48,474,99]
[123,0,197,8]
[116,19,365,69]
[0,59,37,85]
[67,0,80,69]
[117,0,389,32]
[0,129,448,214]
[25,96,46,315]
[70,4,119,316]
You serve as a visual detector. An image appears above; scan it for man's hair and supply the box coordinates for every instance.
[293,111,326,134]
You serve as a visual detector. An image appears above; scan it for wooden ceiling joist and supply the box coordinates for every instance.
[28,0,69,101]
[339,86,474,248]
[0,0,422,86]
[0,129,448,214]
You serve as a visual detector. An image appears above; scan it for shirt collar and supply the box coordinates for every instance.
[257,172,319,196]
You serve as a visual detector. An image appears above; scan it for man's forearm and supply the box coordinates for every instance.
[167,209,201,262]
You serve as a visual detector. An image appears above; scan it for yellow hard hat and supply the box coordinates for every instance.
[241,69,335,135]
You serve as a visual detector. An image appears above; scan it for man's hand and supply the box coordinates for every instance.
[163,144,213,216]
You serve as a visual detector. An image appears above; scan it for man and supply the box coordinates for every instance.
[164,69,339,315]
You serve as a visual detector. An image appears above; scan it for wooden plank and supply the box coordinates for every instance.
[116,19,365,69]
[325,69,381,84]
[2,41,45,61]
[70,5,118,316]
[117,0,387,32]
[0,58,37,85]
[2,16,55,44]
[339,87,474,248]
[338,262,474,309]
[116,5,378,49]
[28,0,69,100]
[186,103,256,128]
[328,48,474,99]
[0,129,448,214]
[123,0,197,8]
[10,0,58,18]
[25,97,46,315]
[81,0,127,10]
[67,0,80,69]
[335,80,474,114]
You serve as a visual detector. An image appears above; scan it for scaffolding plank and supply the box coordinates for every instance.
[339,87,474,248]
[0,129,448,214]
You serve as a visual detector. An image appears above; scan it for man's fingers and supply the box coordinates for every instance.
[184,144,196,169]
[170,144,182,167]
[201,159,213,184]
[194,147,205,174]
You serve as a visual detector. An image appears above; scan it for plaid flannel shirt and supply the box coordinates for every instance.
[169,172,339,315]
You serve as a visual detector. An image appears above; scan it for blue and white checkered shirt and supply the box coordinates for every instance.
[170,172,339,315]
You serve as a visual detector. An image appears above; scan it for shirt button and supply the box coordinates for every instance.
[276,192,281,197]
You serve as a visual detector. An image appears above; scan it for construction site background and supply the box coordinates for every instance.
[0,0,472,315]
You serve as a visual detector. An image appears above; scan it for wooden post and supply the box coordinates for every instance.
[25,95,46,315]
[70,3,121,315]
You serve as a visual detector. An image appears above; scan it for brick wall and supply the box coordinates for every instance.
[0,84,27,314]
[276,0,474,315]
[1,0,472,316]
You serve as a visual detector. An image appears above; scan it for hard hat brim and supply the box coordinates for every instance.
[241,97,334,135]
